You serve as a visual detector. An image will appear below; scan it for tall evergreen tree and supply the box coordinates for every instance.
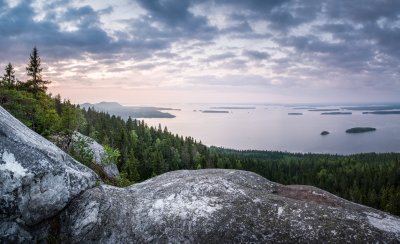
[1,63,18,87]
[26,47,50,92]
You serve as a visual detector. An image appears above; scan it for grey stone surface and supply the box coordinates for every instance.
[1,105,400,243]
[0,106,99,242]
[61,169,400,243]
[71,131,120,179]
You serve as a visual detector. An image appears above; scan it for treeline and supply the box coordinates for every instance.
[78,108,211,183]
[0,47,84,137]
[212,148,400,215]
[1,48,399,216]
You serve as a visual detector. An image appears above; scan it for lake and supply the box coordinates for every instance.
[142,104,400,155]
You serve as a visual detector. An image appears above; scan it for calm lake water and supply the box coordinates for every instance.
[142,104,400,155]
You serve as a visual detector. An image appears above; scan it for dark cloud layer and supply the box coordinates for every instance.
[0,0,399,96]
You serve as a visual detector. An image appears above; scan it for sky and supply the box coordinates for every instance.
[0,0,399,104]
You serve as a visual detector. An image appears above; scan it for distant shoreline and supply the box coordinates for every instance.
[362,111,400,115]
[309,109,340,112]
[80,102,176,119]
[202,110,229,114]
[210,106,256,110]
[321,112,352,115]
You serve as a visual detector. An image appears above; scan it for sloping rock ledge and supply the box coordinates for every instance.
[0,106,99,242]
[60,169,400,243]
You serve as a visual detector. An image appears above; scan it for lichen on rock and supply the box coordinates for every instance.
[1,105,400,243]
[0,106,99,242]
[60,169,400,243]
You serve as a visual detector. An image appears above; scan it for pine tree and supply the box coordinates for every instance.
[26,47,50,92]
[1,63,18,87]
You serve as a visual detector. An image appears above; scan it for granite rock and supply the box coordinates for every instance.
[0,106,99,242]
[71,131,120,179]
[60,169,400,243]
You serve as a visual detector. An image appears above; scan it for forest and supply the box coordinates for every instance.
[1,48,399,216]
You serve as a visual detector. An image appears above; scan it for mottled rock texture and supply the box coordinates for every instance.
[71,131,120,179]
[0,107,99,242]
[61,169,400,243]
[1,105,400,243]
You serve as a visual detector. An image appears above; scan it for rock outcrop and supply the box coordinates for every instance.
[60,169,400,243]
[50,131,120,180]
[0,107,99,242]
[71,132,119,179]
[1,105,400,243]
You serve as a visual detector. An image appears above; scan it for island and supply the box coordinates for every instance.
[292,107,316,110]
[308,109,340,112]
[80,102,176,119]
[342,105,400,111]
[362,111,400,115]
[202,110,229,113]
[288,112,303,115]
[320,131,330,135]
[345,127,376,133]
[321,112,352,115]
[210,106,256,110]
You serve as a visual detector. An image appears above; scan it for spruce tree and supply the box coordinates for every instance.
[1,63,17,87]
[26,47,50,92]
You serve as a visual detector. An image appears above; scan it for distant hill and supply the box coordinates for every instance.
[80,102,176,119]
[81,101,123,110]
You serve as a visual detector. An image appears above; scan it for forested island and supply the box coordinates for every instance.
[346,127,377,133]
[288,112,303,115]
[320,131,330,135]
[202,110,229,113]
[292,107,316,110]
[308,109,340,112]
[81,102,176,119]
[0,48,399,217]
[342,105,400,111]
[210,106,256,109]
[363,111,400,115]
[321,112,352,115]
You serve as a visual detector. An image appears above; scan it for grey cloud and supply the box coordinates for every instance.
[131,63,157,70]
[203,52,236,62]
[61,5,104,28]
[135,0,218,40]
[188,74,271,86]
[215,0,321,31]
[220,59,248,70]
[278,34,376,72]
[324,0,400,23]
[0,2,121,62]
[243,50,270,60]
[155,51,178,59]
[320,1,400,64]
[0,0,399,92]
[219,15,253,34]
[221,22,253,34]
[211,0,290,13]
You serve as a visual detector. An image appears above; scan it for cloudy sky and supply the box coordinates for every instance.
[1,0,399,104]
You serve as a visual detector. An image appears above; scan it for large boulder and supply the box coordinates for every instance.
[1,105,399,243]
[71,132,120,179]
[60,169,400,243]
[0,107,99,242]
